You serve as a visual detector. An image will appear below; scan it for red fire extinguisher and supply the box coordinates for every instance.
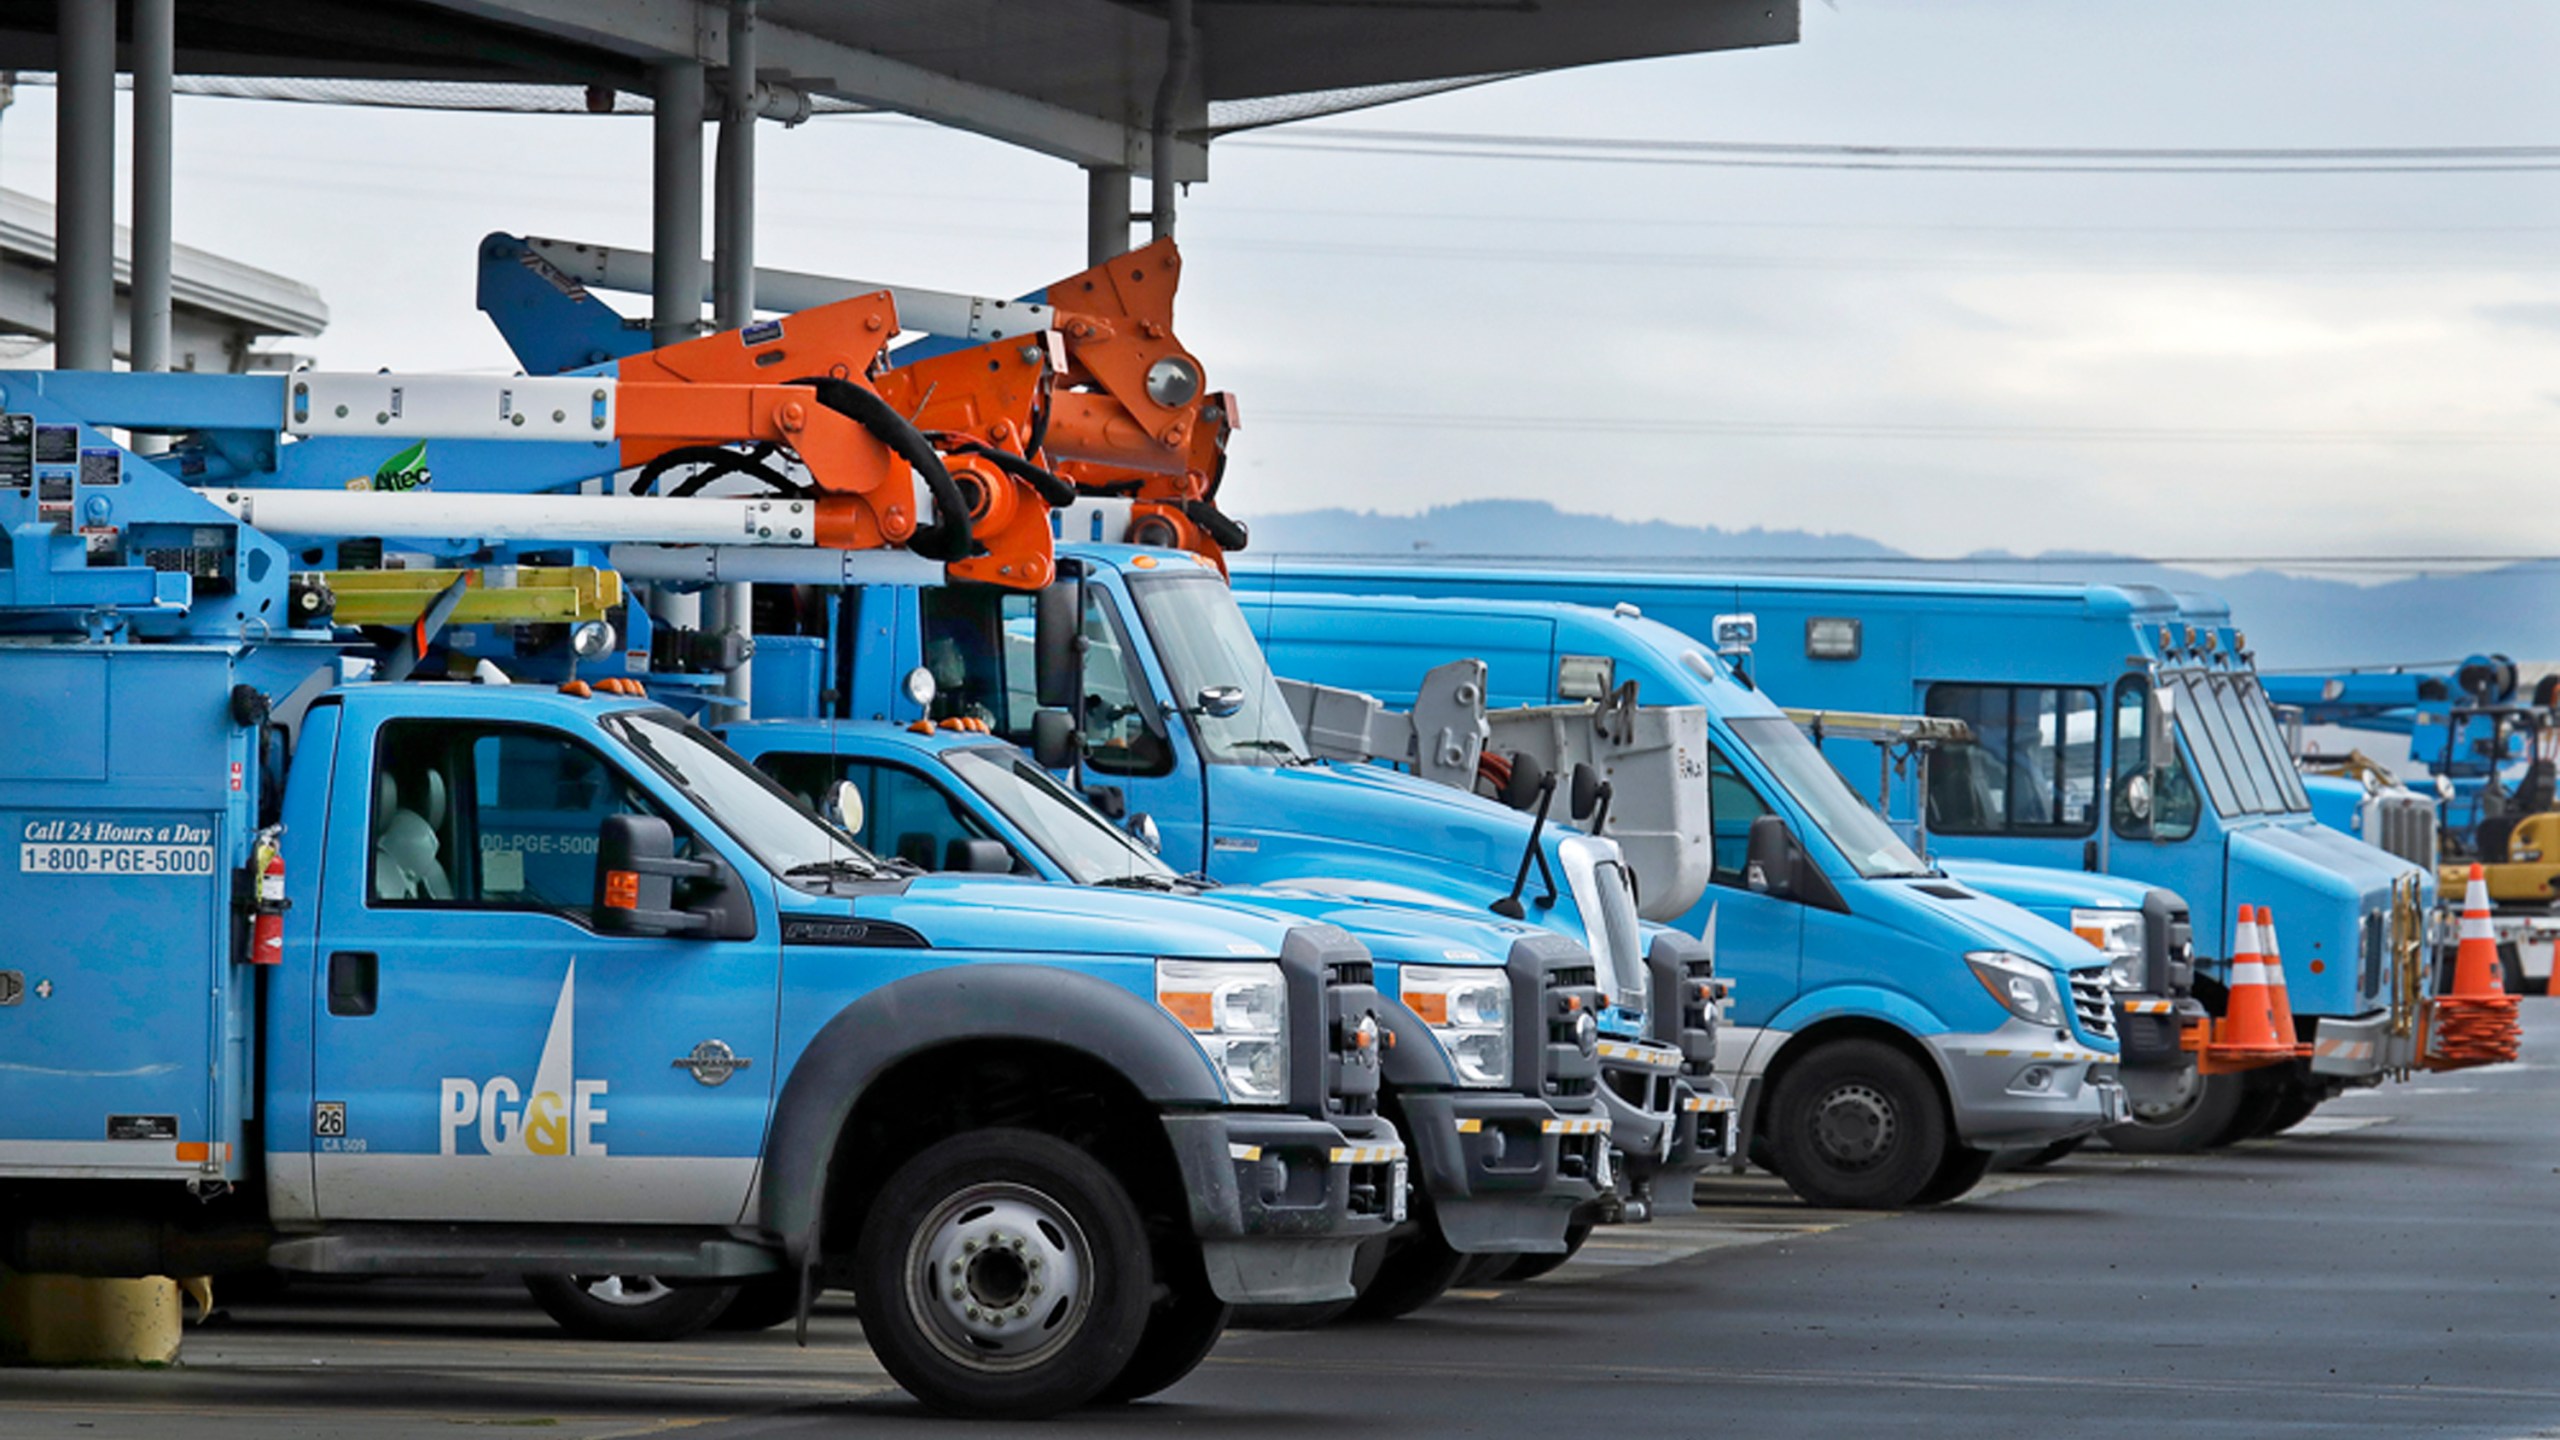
[249,829,285,967]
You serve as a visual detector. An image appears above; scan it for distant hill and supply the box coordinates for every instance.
[1235,500,2556,673]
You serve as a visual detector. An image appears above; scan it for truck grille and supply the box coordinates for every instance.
[1543,959,1601,1101]
[2069,971,2117,1042]
[2362,791,2439,871]
[1324,957,1380,1119]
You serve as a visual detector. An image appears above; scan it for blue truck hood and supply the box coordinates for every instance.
[826,873,1305,961]
[2221,821,2400,1016]
[1937,858,2153,928]
[1863,874,2105,977]
[1207,883,1533,970]
[1217,758,1549,898]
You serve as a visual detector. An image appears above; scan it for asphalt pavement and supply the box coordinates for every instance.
[8,1005,2560,1439]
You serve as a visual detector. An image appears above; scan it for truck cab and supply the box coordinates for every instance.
[754,543,1715,1216]
[722,718,1688,1314]
[1,659,1406,1417]
[1222,584,2129,1208]
[1244,565,2430,1144]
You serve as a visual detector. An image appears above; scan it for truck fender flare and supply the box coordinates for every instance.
[1762,985,1951,1066]
[1372,994,1459,1090]
[758,964,1226,1260]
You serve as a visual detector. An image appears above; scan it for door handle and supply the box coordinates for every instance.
[327,952,378,1017]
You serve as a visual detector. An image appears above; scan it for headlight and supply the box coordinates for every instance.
[1400,964,1513,1089]
[1965,950,2065,1027]
[1157,960,1288,1104]
[2070,909,2148,992]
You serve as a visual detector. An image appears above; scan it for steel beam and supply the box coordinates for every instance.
[1150,0,1194,244]
[419,0,1202,178]
[649,59,705,348]
[711,0,755,332]
[51,0,113,371]
[1086,165,1130,267]
[129,0,174,375]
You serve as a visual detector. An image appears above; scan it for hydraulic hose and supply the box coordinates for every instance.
[787,375,975,562]
[1182,499,1248,552]
[939,437,1078,508]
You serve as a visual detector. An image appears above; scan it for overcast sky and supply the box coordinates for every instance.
[1,0,2552,567]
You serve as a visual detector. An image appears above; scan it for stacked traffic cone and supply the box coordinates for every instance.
[2425,865,2522,1070]
[2199,904,2298,1071]
[2256,906,2306,1057]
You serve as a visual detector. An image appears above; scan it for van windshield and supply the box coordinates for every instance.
[1127,572,1312,767]
[1726,716,1932,880]
[945,744,1178,886]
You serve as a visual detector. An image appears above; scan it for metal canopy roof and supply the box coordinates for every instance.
[0,1,1797,173]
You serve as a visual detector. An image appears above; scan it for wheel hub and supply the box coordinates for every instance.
[908,1183,1090,1372]
[1811,1082,1897,1169]
[576,1275,674,1307]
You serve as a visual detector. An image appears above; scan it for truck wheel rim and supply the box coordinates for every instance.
[1810,1082,1896,1169]
[576,1275,675,1307]
[904,1181,1092,1373]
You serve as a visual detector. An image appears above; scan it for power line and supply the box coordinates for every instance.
[1252,410,2560,447]
[1250,549,2560,572]
[1230,129,2560,175]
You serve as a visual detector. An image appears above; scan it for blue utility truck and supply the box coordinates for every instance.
[747,544,1721,1221]
[1247,565,2429,1146]
[722,718,1662,1314]
[0,368,1408,1418]
[1222,583,2135,1198]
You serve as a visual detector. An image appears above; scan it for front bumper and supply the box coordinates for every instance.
[1595,1036,1719,1215]
[1162,1111,1407,1305]
[2112,993,2208,1114]
[2309,1008,2412,1078]
[1663,1074,1740,1177]
[1927,1025,2130,1149]
[1400,1091,1608,1254]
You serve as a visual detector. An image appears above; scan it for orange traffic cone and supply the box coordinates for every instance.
[2427,865,2522,1070]
[2256,906,2304,1056]
[2547,935,2560,1000]
[2209,903,2297,1067]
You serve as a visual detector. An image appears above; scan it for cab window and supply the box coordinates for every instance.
[918,583,1171,778]
[2110,677,2200,842]
[1924,684,2100,836]
[754,752,1013,873]
[1708,748,1774,888]
[370,721,673,921]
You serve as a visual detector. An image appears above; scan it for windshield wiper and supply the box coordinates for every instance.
[1095,873,1179,890]
[1224,738,1309,764]
[784,855,883,881]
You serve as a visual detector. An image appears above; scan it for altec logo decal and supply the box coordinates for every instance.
[439,962,608,1158]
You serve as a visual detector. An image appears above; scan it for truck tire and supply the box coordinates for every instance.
[1348,1224,1471,1321]
[2099,1070,2247,1155]
[1494,1220,1592,1283]
[522,1274,736,1341]
[2214,1075,2288,1146]
[854,1128,1153,1419]
[2500,942,2527,998]
[1095,1244,1229,1404]
[2253,1084,2321,1138]
[1909,1145,1994,1205]
[1765,1039,1953,1210]
[711,1272,804,1332]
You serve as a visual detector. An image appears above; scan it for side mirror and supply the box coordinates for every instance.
[1034,580,1083,710]
[1569,762,1603,822]
[1129,812,1162,854]
[1195,684,1246,719]
[2148,684,2178,771]
[596,814,714,936]
[1499,751,1548,812]
[944,837,1015,874]
[1031,707,1079,771]
[826,779,865,836]
[1743,814,1800,900]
